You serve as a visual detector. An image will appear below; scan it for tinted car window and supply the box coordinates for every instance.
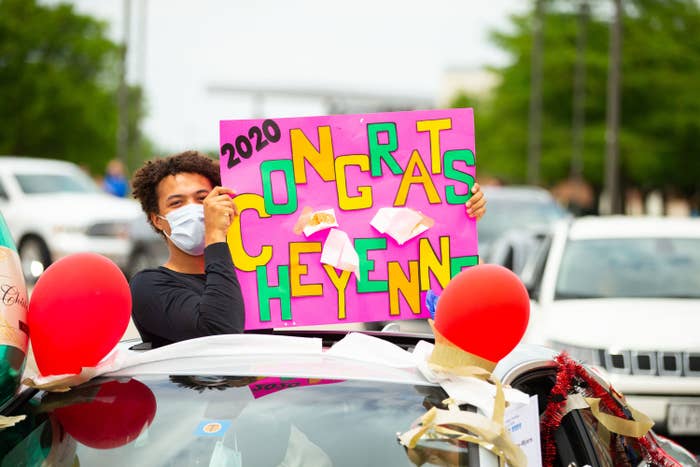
[520,233,553,300]
[577,410,646,467]
[0,375,474,467]
[478,199,566,249]
[555,238,700,299]
[0,179,7,200]
[14,172,101,195]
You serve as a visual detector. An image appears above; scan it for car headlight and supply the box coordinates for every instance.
[85,222,130,238]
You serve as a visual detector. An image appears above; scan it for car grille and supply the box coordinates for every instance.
[551,342,700,377]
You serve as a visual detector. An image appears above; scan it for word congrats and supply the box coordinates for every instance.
[219,108,478,329]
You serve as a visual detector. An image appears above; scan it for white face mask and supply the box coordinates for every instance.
[159,203,206,256]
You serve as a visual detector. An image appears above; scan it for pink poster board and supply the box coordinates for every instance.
[219,108,478,330]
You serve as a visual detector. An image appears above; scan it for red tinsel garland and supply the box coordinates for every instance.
[540,354,576,466]
[540,352,681,467]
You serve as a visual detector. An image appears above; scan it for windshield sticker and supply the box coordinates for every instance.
[195,420,232,437]
[220,109,478,329]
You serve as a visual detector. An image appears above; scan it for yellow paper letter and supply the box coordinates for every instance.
[394,149,441,206]
[289,242,323,297]
[388,261,421,316]
[419,236,451,291]
[416,118,452,174]
[291,126,336,184]
[323,264,352,320]
[227,193,273,272]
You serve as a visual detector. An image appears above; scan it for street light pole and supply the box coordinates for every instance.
[527,0,545,186]
[603,0,623,214]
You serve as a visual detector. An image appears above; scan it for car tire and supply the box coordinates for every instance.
[18,235,52,284]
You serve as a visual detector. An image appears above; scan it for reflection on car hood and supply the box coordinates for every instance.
[19,193,140,225]
[533,298,700,351]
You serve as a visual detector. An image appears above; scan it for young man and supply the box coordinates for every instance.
[130,150,487,348]
[130,150,245,347]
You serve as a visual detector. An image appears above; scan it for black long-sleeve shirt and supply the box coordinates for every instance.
[130,242,245,348]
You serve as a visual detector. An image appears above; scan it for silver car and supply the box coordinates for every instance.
[478,185,569,261]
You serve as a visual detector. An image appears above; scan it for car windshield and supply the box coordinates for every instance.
[14,171,101,194]
[478,199,566,247]
[555,238,700,299]
[1,375,475,467]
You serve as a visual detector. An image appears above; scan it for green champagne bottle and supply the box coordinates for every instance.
[0,211,29,409]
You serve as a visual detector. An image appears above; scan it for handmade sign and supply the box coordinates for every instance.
[219,108,478,329]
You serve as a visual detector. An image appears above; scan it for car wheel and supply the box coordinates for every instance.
[18,236,52,284]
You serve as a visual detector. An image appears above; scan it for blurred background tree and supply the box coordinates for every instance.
[454,0,700,205]
[0,0,153,175]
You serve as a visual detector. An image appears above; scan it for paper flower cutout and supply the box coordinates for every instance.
[320,229,359,278]
[370,207,434,245]
[293,207,339,237]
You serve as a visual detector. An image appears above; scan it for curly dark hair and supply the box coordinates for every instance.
[131,150,221,232]
[168,375,261,393]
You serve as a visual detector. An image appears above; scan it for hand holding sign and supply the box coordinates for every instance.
[466,182,487,220]
[203,186,238,244]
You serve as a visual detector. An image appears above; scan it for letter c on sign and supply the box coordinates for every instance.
[227,193,273,272]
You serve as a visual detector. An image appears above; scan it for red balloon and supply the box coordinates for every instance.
[434,264,530,363]
[54,379,156,449]
[28,253,131,376]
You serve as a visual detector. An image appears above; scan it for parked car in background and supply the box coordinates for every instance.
[485,225,553,276]
[124,215,169,278]
[522,216,700,436]
[0,156,141,282]
[478,185,569,261]
[1,331,695,466]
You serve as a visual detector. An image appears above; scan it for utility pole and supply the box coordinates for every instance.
[571,0,589,181]
[603,0,623,214]
[117,0,132,164]
[527,0,545,186]
[137,0,148,85]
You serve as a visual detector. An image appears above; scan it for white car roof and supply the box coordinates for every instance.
[481,185,556,203]
[0,156,83,173]
[108,333,559,387]
[567,215,700,240]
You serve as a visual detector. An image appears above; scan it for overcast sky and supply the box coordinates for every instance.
[57,0,527,152]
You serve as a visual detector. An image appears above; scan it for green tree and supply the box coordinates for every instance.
[452,0,700,202]
[0,0,151,175]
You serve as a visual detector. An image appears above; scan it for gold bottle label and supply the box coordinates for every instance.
[0,247,29,352]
